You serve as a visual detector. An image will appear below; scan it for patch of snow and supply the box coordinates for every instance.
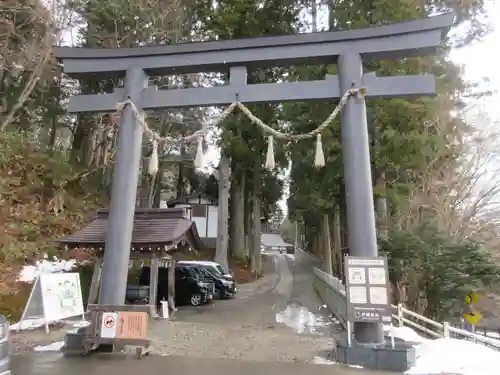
[19,259,78,282]
[9,318,46,331]
[318,326,500,374]
[406,337,500,375]
[275,304,330,334]
[65,320,90,333]
[312,356,336,365]
[384,325,429,343]
[34,341,65,352]
[10,318,89,332]
[312,357,362,369]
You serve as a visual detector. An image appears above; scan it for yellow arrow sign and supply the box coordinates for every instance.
[465,292,480,305]
[463,311,482,326]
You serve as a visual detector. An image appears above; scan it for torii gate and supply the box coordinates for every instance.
[54,13,454,348]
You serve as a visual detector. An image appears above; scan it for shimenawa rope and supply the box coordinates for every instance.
[114,87,365,175]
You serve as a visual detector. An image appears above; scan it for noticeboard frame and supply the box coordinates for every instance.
[344,256,392,323]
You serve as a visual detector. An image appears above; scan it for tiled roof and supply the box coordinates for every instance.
[58,208,205,251]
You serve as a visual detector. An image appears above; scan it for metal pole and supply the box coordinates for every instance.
[99,67,147,305]
[338,53,384,344]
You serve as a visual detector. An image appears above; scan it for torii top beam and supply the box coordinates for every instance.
[54,13,455,78]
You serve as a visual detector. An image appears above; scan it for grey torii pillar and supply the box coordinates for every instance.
[99,68,147,306]
[338,53,384,344]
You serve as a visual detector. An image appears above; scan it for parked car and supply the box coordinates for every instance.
[180,263,237,299]
[0,314,10,375]
[177,260,233,280]
[125,265,214,306]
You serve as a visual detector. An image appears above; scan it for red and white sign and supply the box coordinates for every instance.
[100,312,118,338]
[104,315,115,328]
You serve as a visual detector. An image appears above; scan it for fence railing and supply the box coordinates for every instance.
[393,303,500,348]
[311,264,500,350]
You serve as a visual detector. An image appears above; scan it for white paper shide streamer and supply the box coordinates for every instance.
[148,139,159,175]
[194,136,204,170]
[314,133,326,168]
[265,135,276,171]
[115,88,360,175]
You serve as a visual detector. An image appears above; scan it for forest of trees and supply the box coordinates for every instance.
[1,0,499,322]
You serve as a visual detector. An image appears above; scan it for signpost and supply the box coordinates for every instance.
[463,292,482,330]
[345,256,392,325]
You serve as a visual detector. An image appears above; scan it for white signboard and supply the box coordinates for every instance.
[100,312,118,338]
[40,273,85,322]
[348,268,366,284]
[369,287,389,305]
[345,256,391,323]
[18,272,85,333]
[349,286,368,304]
[368,267,386,285]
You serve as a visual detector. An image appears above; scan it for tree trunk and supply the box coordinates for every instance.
[138,159,151,208]
[214,154,230,270]
[332,205,342,275]
[250,166,262,275]
[243,172,251,256]
[176,143,186,198]
[375,170,388,240]
[322,214,333,274]
[311,0,318,33]
[230,172,246,259]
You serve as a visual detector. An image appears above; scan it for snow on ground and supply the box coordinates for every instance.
[34,341,65,352]
[384,325,429,343]
[407,337,500,375]
[275,304,331,335]
[313,325,500,374]
[10,319,89,332]
[10,318,46,331]
[19,257,78,282]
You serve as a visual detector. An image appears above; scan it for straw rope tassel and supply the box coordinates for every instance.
[314,133,326,168]
[265,135,276,171]
[194,136,204,170]
[148,139,159,175]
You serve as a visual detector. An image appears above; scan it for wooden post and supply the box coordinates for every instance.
[87,257,103,307]
[167,260,176,311]
[148,256,159,318]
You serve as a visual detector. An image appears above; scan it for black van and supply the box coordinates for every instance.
[129,266,214,306]
[181,264,237,299]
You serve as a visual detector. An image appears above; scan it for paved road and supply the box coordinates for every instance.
[10,250,395,373]
[11,352,393,375]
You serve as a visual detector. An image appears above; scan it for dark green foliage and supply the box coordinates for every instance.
[380,221,500,321]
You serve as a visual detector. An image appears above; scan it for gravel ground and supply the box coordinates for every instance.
[10,322,76,354]
[149,321,334,363]
[147,252,337,363]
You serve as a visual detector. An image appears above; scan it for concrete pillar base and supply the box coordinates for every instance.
[335,335,416,372]
[62,327,87,355]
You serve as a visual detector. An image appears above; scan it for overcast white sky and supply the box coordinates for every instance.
[450,1,499,121]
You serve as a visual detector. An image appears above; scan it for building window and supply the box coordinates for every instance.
[192,204,207,218]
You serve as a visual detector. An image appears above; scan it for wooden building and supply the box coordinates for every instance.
[57,208,205,317]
